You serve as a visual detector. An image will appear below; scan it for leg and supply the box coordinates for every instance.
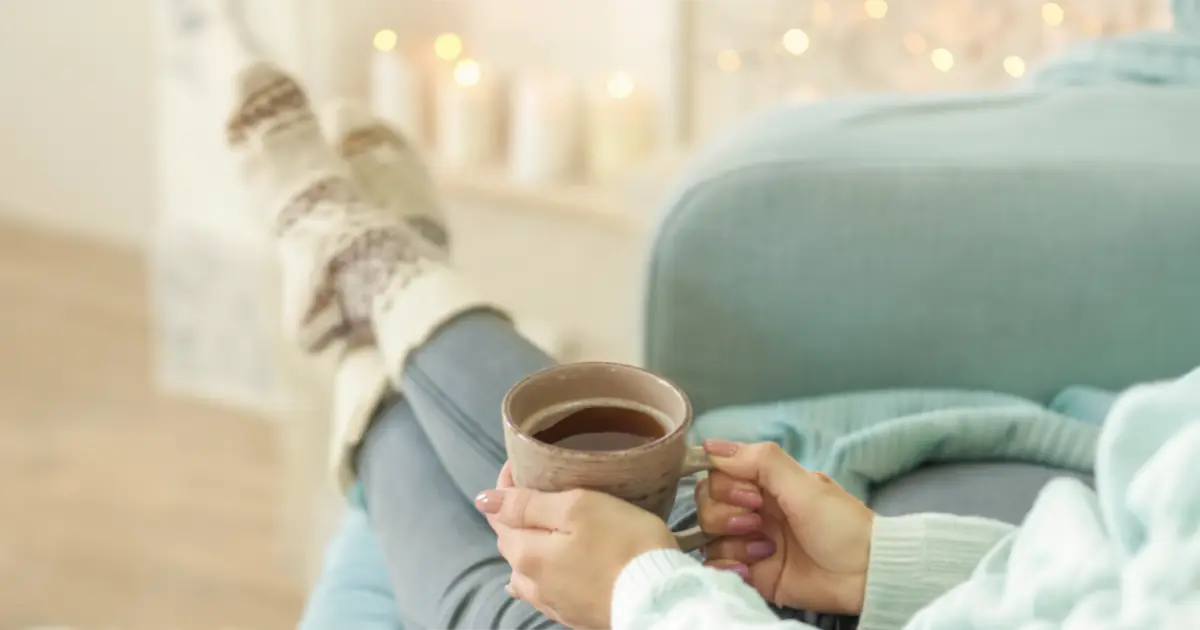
[218,61,698,629]
[220,60,557,626]
[401,310,555,499]
[360,393,704,629]
[359,397,563,629]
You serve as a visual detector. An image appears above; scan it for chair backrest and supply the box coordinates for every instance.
[643,87,1200,415]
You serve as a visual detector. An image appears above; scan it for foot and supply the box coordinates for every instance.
[225,61,449,352]
[321,100,450,249]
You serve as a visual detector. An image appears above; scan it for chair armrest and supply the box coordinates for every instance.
[646,87,1200,413]
[298,509,404,630]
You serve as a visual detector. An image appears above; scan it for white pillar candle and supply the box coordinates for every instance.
[370,31,425,143]
[1039,2,1071,54]
[508,76,582,184]
[586,72,655,182]
[437,59,503,169]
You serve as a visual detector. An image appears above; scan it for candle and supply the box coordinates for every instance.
[370,29,425,143]
[1039,2,1070,53]
[433,32,464,63]
[585,72,655,182]
[437,58,503,169]
[509,76,582,184]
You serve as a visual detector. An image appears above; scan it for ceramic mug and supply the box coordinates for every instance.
[502,361,712,551]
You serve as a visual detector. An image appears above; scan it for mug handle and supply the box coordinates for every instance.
[672,445,715,552]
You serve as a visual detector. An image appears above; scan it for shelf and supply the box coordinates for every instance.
[431,163,648,235]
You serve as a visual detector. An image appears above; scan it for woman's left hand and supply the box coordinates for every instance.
[477,463,678,629]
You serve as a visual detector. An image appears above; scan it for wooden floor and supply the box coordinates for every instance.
[0,223,304,629]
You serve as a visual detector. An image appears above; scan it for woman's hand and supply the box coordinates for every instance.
[477,464,678,629]
[696,440,875,615]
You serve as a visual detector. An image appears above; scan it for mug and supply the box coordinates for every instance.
[502,361,712,551]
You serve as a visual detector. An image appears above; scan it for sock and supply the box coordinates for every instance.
[225,62,502,375]
[223,62,352,350]
[330,345,392,494]
[318,102,456,493]
[321,100,449,249]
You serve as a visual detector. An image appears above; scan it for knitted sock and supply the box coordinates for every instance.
[224,61,498,363]
[318,102,456,494]
[321,101,449,249]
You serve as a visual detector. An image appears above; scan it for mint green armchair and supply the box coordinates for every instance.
[299,86,1200,629]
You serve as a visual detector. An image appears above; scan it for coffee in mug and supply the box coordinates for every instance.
[529,398,669,451]
[502,362,712,551]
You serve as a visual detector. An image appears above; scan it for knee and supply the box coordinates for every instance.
[431,570,558,629]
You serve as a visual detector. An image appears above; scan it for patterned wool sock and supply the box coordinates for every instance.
[321,101,449,250]
[224,61,498,361]
[317,102,456,493]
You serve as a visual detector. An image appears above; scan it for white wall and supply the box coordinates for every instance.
[0,0,156,247]
[0,0,678,247]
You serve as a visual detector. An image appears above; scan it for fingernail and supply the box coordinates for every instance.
[475,490,504,514]
[745,539,776,561]
[703,439,739,457]
[723,563,751,581]
[731,488,763,509]
[726,513,763,534]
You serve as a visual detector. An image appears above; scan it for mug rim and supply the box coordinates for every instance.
[502,361,693,459]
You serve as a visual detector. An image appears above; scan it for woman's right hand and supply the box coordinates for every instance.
[695,440,875,616]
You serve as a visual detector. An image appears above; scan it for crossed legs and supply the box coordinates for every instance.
[222,61,699,628]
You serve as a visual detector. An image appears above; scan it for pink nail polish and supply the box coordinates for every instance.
[731,488,763,509]
[703,439,739,457]
[474,490,504,514]
[745,539,776,561]
[726,513,763,534]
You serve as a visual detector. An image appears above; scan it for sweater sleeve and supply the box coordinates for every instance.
[858,514,1016,630]
[611,549,819,630]
[610,515,1014,630]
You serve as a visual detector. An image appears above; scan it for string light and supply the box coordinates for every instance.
[931,48,954,72]
[606,72,635,99]
[373,29,398,53]
[782,28,810,55]
[1042,3,1065,26]
[903,32,927,55]
[434,33,463,61]
[692,0,1152,110]
[1003,56,1026,77]
[717,49,741,72]
[452,58,481,86]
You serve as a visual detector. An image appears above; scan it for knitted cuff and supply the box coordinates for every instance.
[329,346,393,497]
[371,267,506,392]
[610,549,703,630]
[329,268,504,497]
[859,514,1015,630]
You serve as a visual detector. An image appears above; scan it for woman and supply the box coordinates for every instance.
[225,62,1199,630]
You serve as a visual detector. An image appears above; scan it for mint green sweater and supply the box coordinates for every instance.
[610,369,1200,630]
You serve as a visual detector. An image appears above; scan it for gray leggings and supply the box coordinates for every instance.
[357,310,697,629]
[358,310,849,629]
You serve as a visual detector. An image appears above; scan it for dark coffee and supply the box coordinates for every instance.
[531,402,668,451]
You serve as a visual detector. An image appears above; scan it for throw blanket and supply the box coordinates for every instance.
[613,368,1200,630]
[1030,0,1200,86]
[689,390,1100,501]
[907,368,1200,629]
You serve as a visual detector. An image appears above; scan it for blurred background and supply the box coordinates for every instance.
[0,0,1171,628]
